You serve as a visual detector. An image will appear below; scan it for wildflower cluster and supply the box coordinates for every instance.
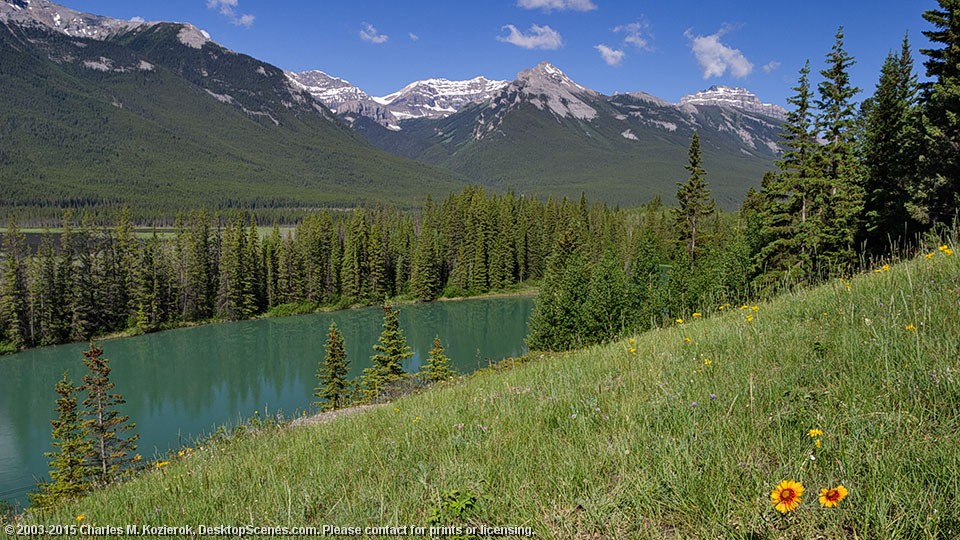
[926,245,954,259]
[770,428,849,514]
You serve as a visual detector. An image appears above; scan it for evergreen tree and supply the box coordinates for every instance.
[813,27,865,273]
[362,305,412,400]
[673,132,716,261]
[581,249,629,344]
[861,34,921,250]
[752,65,817,291]
[315,322,350,411]
[916,0,960,225]
[0,217,29,349]
[81,342,138,485]
[31,373,93,508]
[420,336,456,383]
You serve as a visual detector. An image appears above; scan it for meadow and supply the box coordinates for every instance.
[11,242,960,539]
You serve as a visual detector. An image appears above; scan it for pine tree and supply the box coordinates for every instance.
[673,132,716,261]
[30,373,93,508]
[813,27,865,274]
[581,250,629,344]
[0,217,29,349]
[81,342,138,485]
[915,0,960,225]
[752,64,817,291]
[861,34,921,250]
[420,336,456,383]
[315,322,350,411]
[362,305,411,400]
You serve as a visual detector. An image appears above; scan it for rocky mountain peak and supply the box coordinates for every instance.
[0,0,144,39]
[679,85,786,120]
[505,61,597,121]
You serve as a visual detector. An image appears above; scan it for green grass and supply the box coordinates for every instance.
[14,246,960,538]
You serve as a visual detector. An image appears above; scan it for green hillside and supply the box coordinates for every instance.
[0,23,463,215]
[18,242,960,538]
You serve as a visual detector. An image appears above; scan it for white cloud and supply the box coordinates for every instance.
[517,0,597,12]
[684,26,753,79]
[762,61,781,73]
[408,32,420,41]
[614,20,652,51]
[206,0,254,28]
[360,22,389,44]
[130,16,145,23]
[497,24,563,50]
[595,44,625,66]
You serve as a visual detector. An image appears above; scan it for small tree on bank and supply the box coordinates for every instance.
[31,373,93,508]
[81,342,138,486]
[362,305,412,400]
[315,321,350,411]
[420,337,456,383]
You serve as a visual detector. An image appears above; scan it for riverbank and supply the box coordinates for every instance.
[13,247,959,537]
[0,283,540,356]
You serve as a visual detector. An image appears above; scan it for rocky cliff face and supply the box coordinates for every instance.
[680,86,786,120]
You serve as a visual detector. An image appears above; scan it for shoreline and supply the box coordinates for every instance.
[0,286,539,357]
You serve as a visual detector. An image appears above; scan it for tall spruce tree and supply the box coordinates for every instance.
[0,217,29,349]
[81,342,138,485]
[362,305,412,400]
[315,321,350,411]
[752,64,817,292]
[916,0,960,225]
[673,132,716,261]
[861,34,921,250]
[31,373,93,508]
[813,26,865,274]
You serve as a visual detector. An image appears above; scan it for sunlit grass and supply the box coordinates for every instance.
[16,244,960,538]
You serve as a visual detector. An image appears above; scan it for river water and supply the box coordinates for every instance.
[0,296,534,507]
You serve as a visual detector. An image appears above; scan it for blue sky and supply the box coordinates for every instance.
[66,0,939,106]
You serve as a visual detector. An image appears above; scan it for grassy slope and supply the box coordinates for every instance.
[23,246,960,538]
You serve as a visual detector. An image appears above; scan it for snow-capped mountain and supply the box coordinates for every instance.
[287,70,507,126]
[287,70,398,127]
[376,76,508,120]
[680,86,787,120]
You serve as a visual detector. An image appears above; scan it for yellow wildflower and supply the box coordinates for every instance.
[628,347,636,354]
[683,337,692,343]
[815,438,822,448]
[413,416,422,424]
[771,480,804,513]
[156,460,169,468]
[808,429,824,438]
[628,337,636,344]
[133,454,142,462]
[76,514,85,522]
[905,324,917,332]
[693,312,702,318]
[746,314,754,323]
[676,318,684,324]
[703,358,712,366]
[926,252,936,260]
[818,485,849,508]
[751,305,759,312]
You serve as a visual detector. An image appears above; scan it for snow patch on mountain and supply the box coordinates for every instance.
[0,0,145,39]
[376,76,508,120]
[680,86,786,120]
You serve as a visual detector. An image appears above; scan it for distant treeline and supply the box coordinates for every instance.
[0,188,697,352]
